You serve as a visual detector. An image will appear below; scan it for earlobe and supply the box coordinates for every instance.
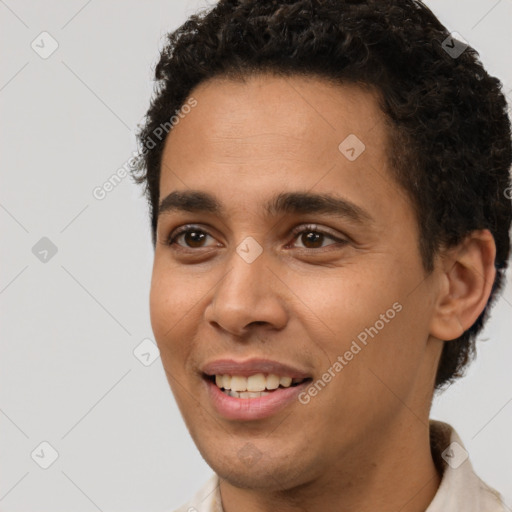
[429,229,496,342]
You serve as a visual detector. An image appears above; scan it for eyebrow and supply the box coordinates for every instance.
[158,190,374,225]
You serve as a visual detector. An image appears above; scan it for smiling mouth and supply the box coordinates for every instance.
[204,373,313,399]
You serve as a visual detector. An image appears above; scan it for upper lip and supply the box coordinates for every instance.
[201,358,312,379]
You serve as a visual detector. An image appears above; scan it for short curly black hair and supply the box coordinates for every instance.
[132,0,512,389]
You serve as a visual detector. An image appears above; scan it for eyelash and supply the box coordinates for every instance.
[165,223,348,251]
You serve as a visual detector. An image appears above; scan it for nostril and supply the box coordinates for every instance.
[250,321,268,327]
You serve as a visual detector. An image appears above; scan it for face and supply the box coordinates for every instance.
[150,74,443,490]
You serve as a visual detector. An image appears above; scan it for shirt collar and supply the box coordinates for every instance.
[426,420,505,511]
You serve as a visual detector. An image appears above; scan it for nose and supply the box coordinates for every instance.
[204,249,289,337]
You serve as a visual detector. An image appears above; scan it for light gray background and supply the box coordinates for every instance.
[1,1,511,511]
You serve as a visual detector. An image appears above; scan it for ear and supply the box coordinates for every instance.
[429,229,497,341]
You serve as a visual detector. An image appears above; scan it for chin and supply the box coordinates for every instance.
[199,440,312,491]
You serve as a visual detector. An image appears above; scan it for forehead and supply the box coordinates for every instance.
[163,73,385,161]
[158,73,409,224]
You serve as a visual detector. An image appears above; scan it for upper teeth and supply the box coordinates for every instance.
[215,374,303,392]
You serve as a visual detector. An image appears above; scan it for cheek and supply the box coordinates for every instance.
[149,262,190,361]
[149,258,194,333]
[149,259,214,367]
[292,261,427,378]
[291,266,401,346]
[149,273,173,343]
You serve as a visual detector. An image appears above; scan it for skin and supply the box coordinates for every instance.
[149,74,496,512]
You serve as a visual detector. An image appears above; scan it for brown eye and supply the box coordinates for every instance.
[182,230,207,248]
[167,226,218,249]
[289,224,346,250]
[300,231,325,248]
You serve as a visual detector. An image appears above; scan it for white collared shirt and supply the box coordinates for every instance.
[173,420,506,512]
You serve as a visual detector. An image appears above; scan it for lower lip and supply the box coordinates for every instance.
[204,377,311,421]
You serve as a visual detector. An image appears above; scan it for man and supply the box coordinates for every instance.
[131,0,511,510]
